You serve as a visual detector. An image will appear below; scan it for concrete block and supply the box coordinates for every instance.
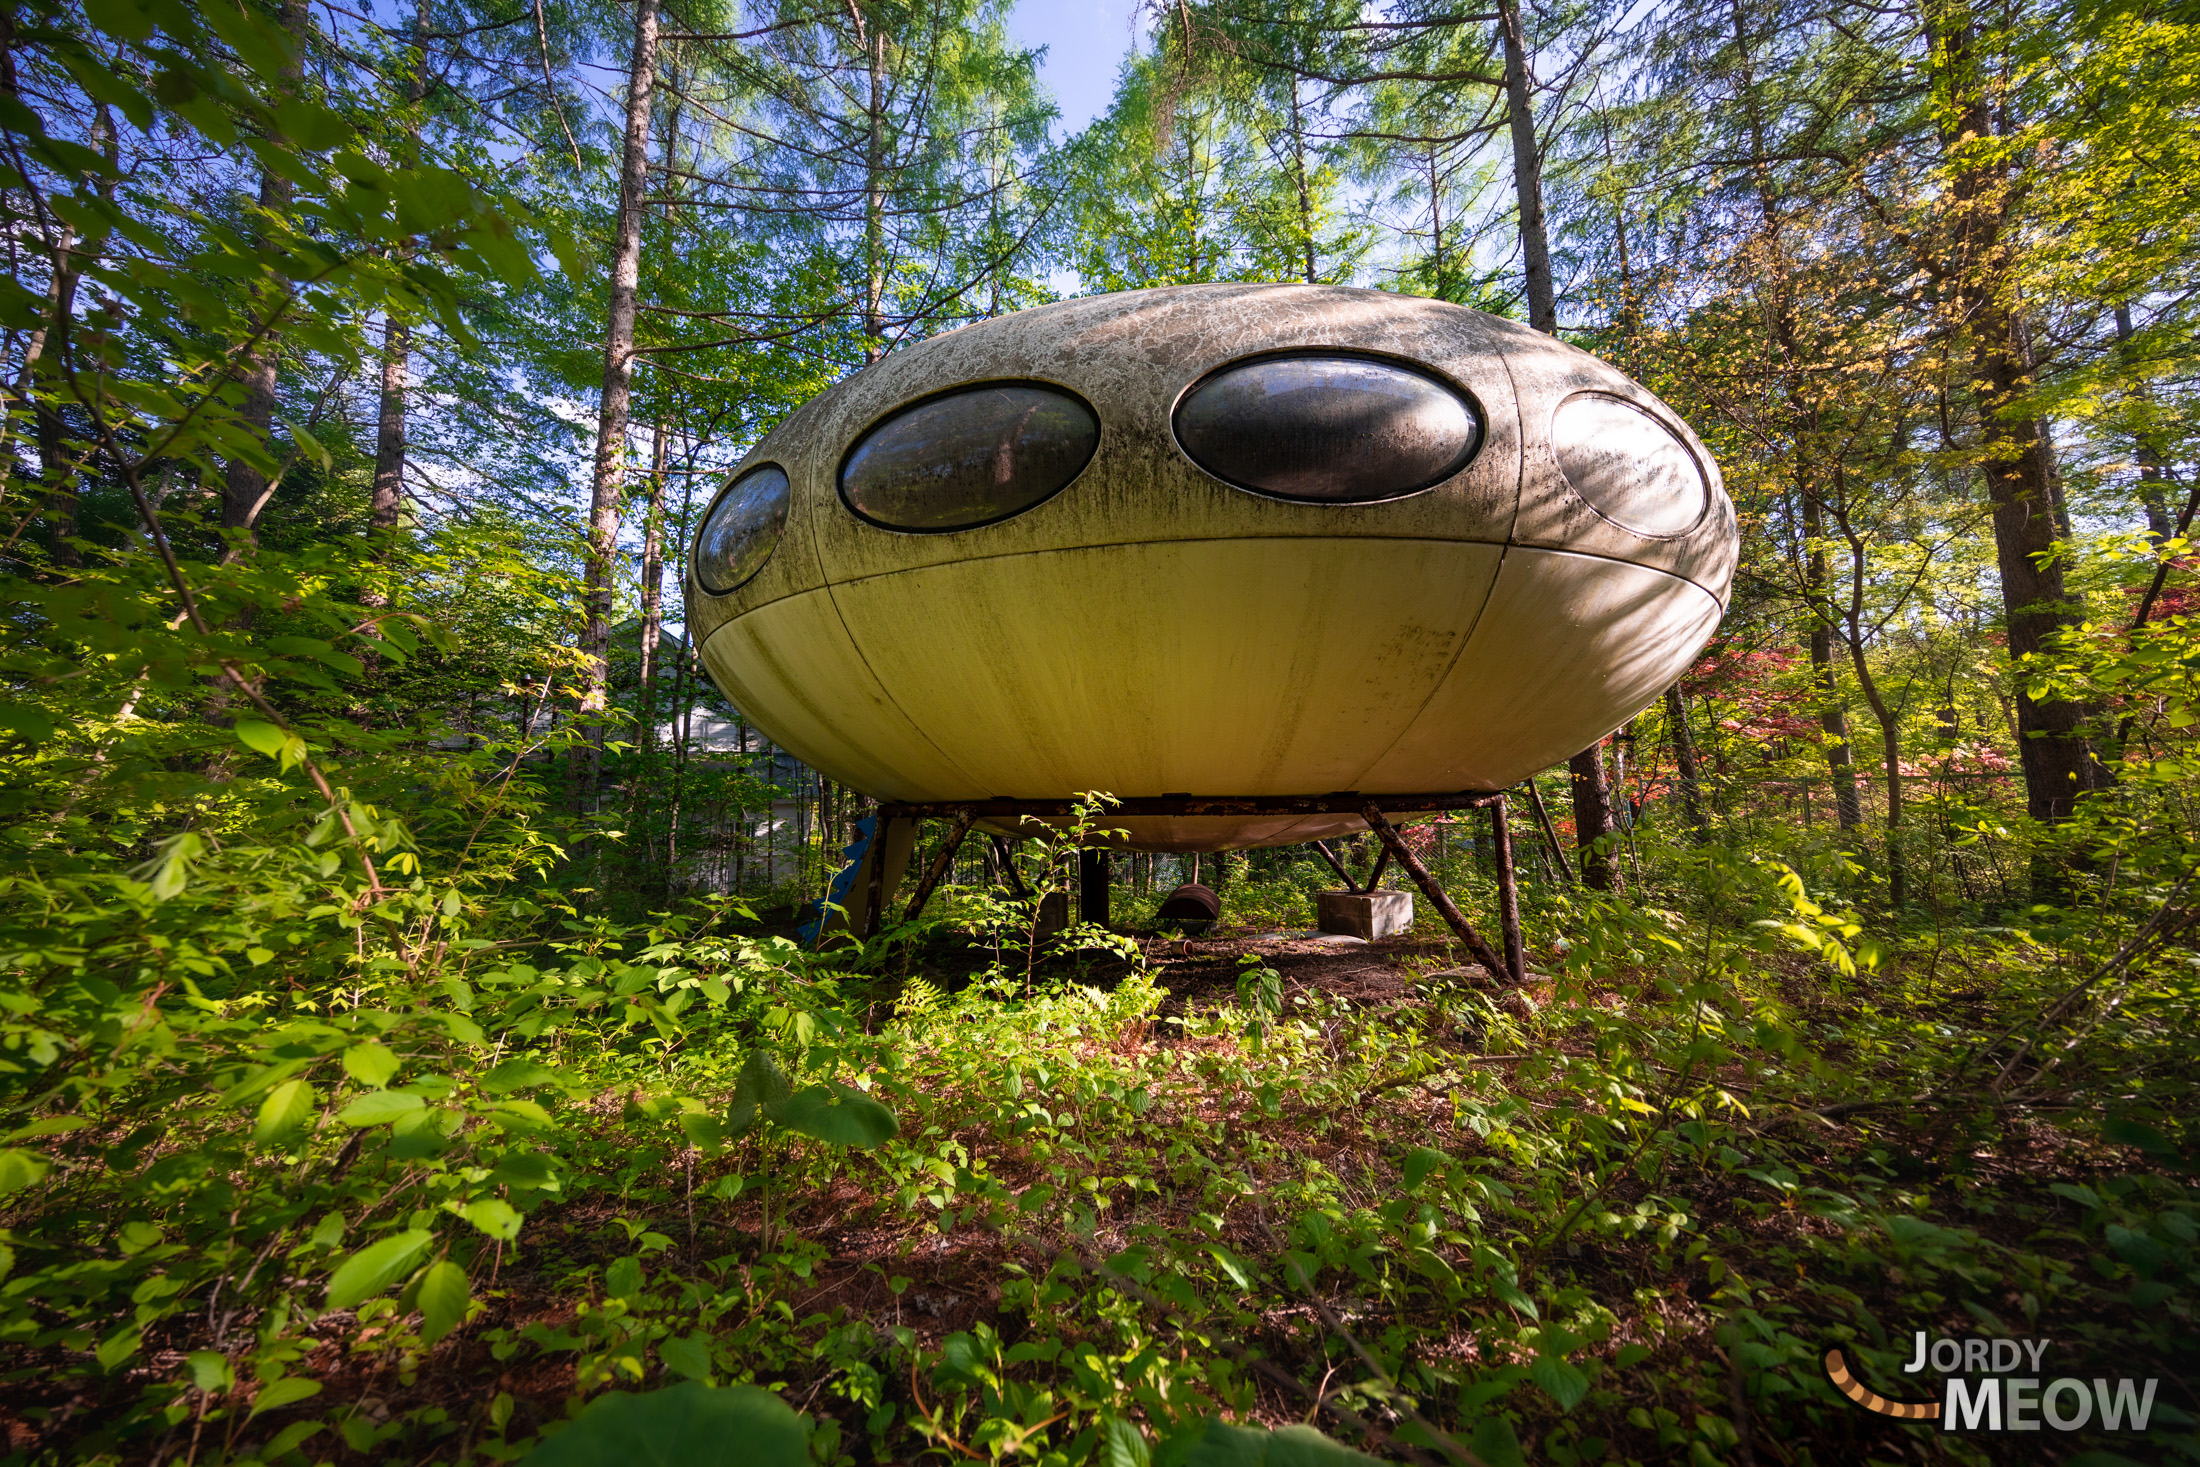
[1316,889,1412,941]
[1034,890,1070,939]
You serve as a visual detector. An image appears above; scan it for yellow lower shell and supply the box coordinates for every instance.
[698,538,1719,852]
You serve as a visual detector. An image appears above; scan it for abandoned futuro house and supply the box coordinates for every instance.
[680,283,1736,947]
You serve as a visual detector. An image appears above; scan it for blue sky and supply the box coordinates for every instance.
[1004,0,1145,136]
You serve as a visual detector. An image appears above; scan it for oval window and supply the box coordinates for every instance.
[1174,353,1480,502]
[1551,392,1707,537]
[840,382,1100,532]
[692,463,792,594]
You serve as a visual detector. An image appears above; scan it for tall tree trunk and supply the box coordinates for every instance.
[1803,496,1864,830]
[1569,742,1620,890]
[33,101,113,566]
[2113,303,2172,542]
[1926,2,2105,844]
[1288,75,1315,283]
[1830,484,1907,907]
[221,0,307,557]
[862,13,887,361]
[365,0,429,648]
[1501,0,1618,887]
[1497,0,1555,332]
[637,424,670,744]
[572,0,660,812]
[29,220,79,566]
[368,313,410,542]
[1664,687,1707,842]
[1425,144,1447,299]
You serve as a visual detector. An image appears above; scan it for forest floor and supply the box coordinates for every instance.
[10,915,2194,1466]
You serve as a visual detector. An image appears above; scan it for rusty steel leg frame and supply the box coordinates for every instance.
[1310,839,1356,889]
[900,808,975,926]
[1524,780,1576,886]
[989,835,1032,900]
[1491,796,1526,982]
[872,791,1527,981]
[1361,805,1511,980]
[1079,848,1111,926]
[861,815,896,940]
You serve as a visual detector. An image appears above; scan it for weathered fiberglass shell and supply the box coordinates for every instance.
[683,283,1737,853]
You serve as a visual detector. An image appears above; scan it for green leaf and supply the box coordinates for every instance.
[519,1382,809,1467]
[1402,1147,1449,1190]
[325,1230,433,1310]
[1529,1354,1591,1412]
[1266,1425,1385,1465]
[1099,1416,1152,1467]
[254,1079,317,1145]
[1467,1416,1527,1467]
[337,1090,423,1126]
[1492,1278,1538,1318]
[658,1334,712,1382]
[343,1043,400,1087]
[482,1058,562,1093]
[187,1350,233,1393]
[459,1197,522,1241]
[200,0,299,85]
[417,1260,470,1344]
[0,698,54,742]
[677,1112,728,1151]
[726,1049,793,1136]
[489,1151,560,1191]
[272,96,350,151]
[544,222,589,283]
[95,1326,141,1370]
[234,719,287,758]
[1206,1245,1255,1291]
[0,1148,51,1196]
[285,417,331,470]
[263,1420,326,1459]
[764,1083,897,1149]
[1181,1419,1380,1467]
[247,1375,322,1420]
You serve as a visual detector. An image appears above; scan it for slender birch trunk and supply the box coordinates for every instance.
[572,0,660,811]
[1500,0,1620,889]
[221,0,306,557]
[369,0,431,555]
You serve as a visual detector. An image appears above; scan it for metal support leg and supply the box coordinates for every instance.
[1525,780,1577,886]
[1491,796,1525,982]
[1362,843,1393,894]
[902,809,974,925]
[991,835,1031,900]
[1362,805,1510,979]
[1079,847,1110,927]
[861,816,894,939]
[1311,839,1356,889]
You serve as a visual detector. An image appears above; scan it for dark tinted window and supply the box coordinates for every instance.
[1174,354,1480,501]
[1551,392,1707,537]
[692,464,791,594]
[840,383,1100,531]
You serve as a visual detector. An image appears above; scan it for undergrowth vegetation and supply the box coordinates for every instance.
[3,652,2196,1463]
[3,0,2198,1460]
